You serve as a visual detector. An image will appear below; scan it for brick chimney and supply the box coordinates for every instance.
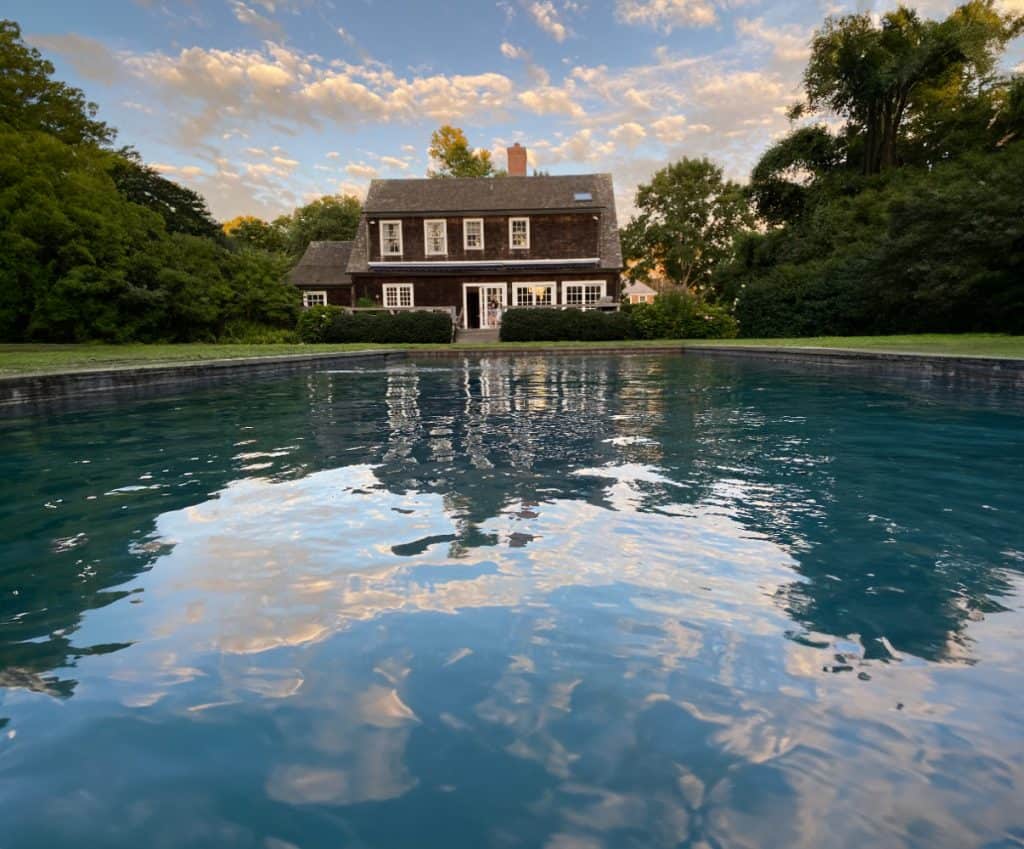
[507,143,527,177]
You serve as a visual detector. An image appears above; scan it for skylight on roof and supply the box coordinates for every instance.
[573,191,593,202]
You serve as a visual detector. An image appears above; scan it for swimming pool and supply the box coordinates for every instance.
[1,354,1022,848]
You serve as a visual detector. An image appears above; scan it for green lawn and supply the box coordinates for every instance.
[1,334,1021,377]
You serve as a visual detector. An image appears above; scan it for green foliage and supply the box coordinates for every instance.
[730,142,1024,336]
[0,20,113,146]
[800,1,1021,174]
[428,125,496,178]
[281,195,361,256]
[630,291,739,340]
[324,311,453,344]
[622,158,754,296]
[112,151,220,240]
[500,309,635,342]
[223,215,289,253]
[297,305,341,343]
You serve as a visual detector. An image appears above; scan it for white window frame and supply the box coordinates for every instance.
[382,283,414,308]
[562,280,607,307]
[302,290,328,308]
[509,216,530,250]
[512,282,555,307]
[379,220,403,257]
[463,218,484,251]
[424,219,448,256]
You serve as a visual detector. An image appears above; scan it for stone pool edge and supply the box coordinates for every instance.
[3,343,1024,408]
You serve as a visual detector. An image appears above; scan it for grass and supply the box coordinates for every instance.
[1,334,1021,377]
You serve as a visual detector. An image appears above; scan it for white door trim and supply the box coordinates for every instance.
[461,282,507,329]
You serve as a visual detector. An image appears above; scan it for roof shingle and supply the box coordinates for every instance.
[288,241,353,287]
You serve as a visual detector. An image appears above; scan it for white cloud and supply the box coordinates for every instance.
[229,0,283,38]
[609,121,647,148]
[536,129,615,164]
[325,151,341,159]
[345,162,378,179]
[614,0,730,31]
[152,162,205,178]
[518,83,585,118]
[736,18,813,64]
[649,114,688,143]
[378,155,410,170]
[528,1,569,42]
[500,41,525,59]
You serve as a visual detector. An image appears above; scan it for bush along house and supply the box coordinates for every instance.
[336,144,623,330]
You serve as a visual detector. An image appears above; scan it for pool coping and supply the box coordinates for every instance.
[2,343,1023,408]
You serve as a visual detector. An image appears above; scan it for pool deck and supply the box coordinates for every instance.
[2,343,1023,408]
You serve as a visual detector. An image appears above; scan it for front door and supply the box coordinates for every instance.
[463,284,506,329]
[480,284,506,329]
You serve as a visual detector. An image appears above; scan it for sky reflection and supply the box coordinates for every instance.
[1,355,1023,849]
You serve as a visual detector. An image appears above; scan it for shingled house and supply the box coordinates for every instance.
[289,145,624,329]
[288,240,354,307]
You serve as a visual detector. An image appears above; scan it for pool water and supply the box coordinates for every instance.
[1,354,1023,849]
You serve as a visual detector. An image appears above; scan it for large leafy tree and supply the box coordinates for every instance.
[223,215,289,254]
[798,1,1022,174]
[0,20,113,146]
[622,158,754,295]
[111,150,221,240]
[428,125,497,178]
[282,194,361,256]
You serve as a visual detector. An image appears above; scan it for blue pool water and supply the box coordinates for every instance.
[1,354,1023,849]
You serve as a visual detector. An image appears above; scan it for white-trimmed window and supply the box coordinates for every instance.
[463,218,484,251]
[383,283,414,308]
[509,217,530,250]
[380,220,403,256]
[302,290,328,308]
[563,281,606,307]
[424,219,447,255]
[512,282,554,307]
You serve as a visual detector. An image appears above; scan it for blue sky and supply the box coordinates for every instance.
[13,0,1023,220]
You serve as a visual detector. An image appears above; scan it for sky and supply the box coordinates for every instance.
[12,0,1024,221]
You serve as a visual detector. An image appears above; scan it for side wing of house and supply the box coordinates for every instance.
[289,240,354,307]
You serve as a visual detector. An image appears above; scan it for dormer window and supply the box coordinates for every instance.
[509,217,530,250]
[463,218,484,251]
[424,219,447,255]
[380,220,403,256]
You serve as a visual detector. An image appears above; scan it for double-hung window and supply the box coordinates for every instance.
[424,219,447,255]
[463,218,484,251]
[302,290,327,308]
[512,282,554,307]
[509,217,530,250]
[563,281,606,307]
[383,283,414,308]
[380,220,403,257]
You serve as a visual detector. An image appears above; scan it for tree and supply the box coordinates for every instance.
[748,126,845,226]
[223,215,288,254]
[799,1,1022,174]
[0,20,114,147]
[623,158,754,296]
[282,194,361,256]
[111,150,220,240]
[428,125,496,178]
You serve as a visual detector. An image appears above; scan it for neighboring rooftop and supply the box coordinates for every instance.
[624,281,657,296]
[288,241,353,287]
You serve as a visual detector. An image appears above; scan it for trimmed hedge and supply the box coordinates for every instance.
[298,306,453,344]
[500,308,635,342]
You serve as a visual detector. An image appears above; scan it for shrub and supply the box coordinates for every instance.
[297,305,343,343]
[500,308,635,342]
[320,309,453,343]
[629,291,739,339]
